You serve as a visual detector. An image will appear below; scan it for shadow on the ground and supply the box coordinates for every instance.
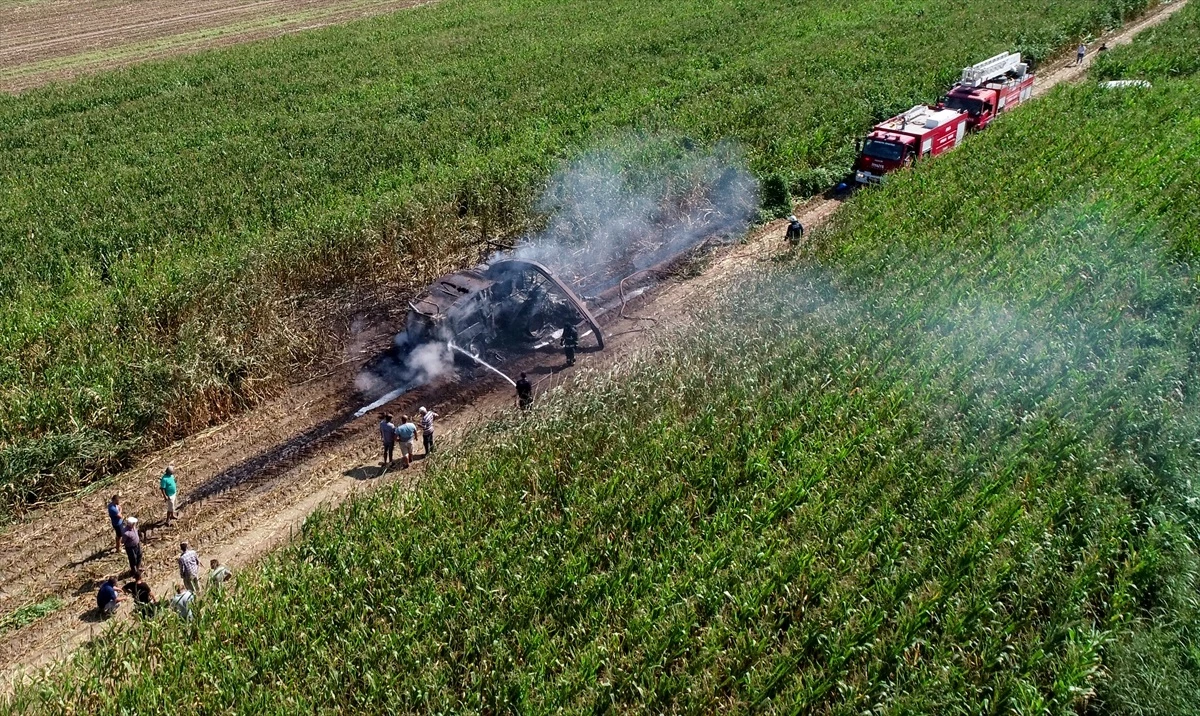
[185,411,357,502]
[343,466,381,481]
[66,548,112,570]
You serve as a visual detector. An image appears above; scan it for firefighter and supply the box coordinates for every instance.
[515,372,533,410]
[561,323,579,366]
[785,215,804,244]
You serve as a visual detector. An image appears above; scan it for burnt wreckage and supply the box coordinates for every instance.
[404,259,604,356]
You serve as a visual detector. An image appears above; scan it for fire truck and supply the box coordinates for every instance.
[853,105,969,185]
[943,52,1034,131]
[853,52,1034,185]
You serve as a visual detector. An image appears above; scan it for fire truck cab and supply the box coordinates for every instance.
[943,52,1034,131]
[854,105,968,185]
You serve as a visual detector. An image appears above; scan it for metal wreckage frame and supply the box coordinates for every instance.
[404,259,605,356]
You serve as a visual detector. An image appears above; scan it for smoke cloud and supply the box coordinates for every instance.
[404,341,455,385]
[499,137,759,293]
[355,136,760,406]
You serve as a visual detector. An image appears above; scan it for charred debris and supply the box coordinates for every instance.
[358,142,760,402]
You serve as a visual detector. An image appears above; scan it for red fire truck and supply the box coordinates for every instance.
[943,52,1035,131]
[853,105,969,185]
[852,52,1034,185]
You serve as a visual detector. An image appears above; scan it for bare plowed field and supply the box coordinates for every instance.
[0,0,430,92]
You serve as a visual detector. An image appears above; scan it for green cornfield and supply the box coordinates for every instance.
[0,0,1155,514]
[9,6,1199,711]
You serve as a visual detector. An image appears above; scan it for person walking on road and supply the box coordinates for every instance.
[516,372,533,410]
[419,407,437,456]
[394,415,417,467]
[121,516,143,573]
[561,323,579,366]
[97,576,122,618]
[178,542,201,594]
[107,494,124,553]
[785,215,805,244]
[379,413,396,467]
[160,465,179,523]
[1076,43,1087,65]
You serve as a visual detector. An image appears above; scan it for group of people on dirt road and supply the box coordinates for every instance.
[98,468,232,621]
[378,406,437,470]
[375,322,585,466]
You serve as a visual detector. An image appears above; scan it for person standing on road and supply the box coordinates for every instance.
[1076,43,1087,65]
[178,542,201,594]
[561,323,579,366]
[379,413,396,467]
[107,494,124,553]
[121,516,143,573]
[160,466,179,523]
[516,372,533,410]
[418,407,437,456]
[394,415,417,467]
[785,215,805,244]
[97,576,122,617]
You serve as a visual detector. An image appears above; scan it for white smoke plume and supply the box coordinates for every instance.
[404,341,455,385]
[355,136,760,407]
[499,137,759,293]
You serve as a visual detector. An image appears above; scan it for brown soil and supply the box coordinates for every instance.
[0,0,432,92]
[0,0,1187,694]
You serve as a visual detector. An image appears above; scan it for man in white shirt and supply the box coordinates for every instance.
[419,407,438,455]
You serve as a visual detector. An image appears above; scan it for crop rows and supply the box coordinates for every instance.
[10,9,1200,711]
[0,0,1157,513]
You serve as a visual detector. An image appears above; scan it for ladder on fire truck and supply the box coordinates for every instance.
[959,52,1028,87]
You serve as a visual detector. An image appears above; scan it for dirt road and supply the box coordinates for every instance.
[0,0,431,92]
[0,0,1186,692]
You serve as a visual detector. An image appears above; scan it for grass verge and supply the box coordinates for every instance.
[0,600,63,637]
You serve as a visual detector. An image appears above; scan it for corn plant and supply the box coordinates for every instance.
[0,0,1161,514]
[10,14,1200,710]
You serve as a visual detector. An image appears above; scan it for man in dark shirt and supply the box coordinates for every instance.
[378,413,396,467]
[561,324,579,366]
[516,373,533,410]
[97,576,121,617]
[106,494,123,553]
[123,568,157,615]
[785,215,804,244]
